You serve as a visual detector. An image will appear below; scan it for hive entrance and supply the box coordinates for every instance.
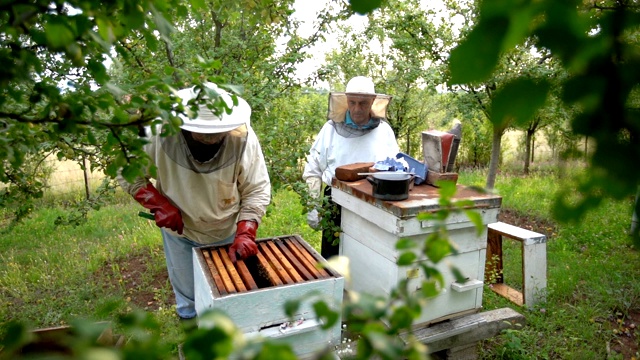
[199,235,333,295]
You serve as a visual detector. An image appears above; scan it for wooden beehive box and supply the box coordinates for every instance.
[331,178,502,326]
[193,234,344,358]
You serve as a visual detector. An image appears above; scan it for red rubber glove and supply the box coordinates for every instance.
[228,220,258,262]
[134,183,184,234]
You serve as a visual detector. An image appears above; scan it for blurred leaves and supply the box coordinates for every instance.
[490,78,550,128]
[448,0,640,225]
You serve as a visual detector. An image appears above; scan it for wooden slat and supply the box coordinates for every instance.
[235,259,258,291]
[211,249,237,293]
[283,237,323,279]
[255,250,283,286]
[490,283,523,306]
[286,237,330,279]
[274,239,315,281]
[203,249,228,295]
[266,241,304,283]
[219,249,247,293]
[259,242,294,284]
[485,228,504,283]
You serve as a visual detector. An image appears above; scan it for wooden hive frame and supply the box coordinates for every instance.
[199,235,334,295]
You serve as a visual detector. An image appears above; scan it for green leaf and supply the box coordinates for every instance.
[45,21,75,49]
[450,266,467,284]
[425,235,451,263]
[313,301,339,329]
[449,17,509,84]
[388,306,416,330]
[257,342,297,360]
[395,238,417,250]
[284,299,300,317]
[349,0,382,15]
[150,4,174,41]
[464,209,484,236]
[420,280,440,298]
[190,0,206,10]
[438,180,457,200]
[490,78,550,128]
[397,251,417,266]
[96,17,115,43]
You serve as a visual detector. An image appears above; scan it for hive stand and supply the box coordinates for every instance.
[485,222,547,307]
[333,307,526,359]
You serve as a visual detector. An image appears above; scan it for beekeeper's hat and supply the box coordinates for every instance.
[328,76,392,122]
[345,76,376,94]
[177,83,250,134]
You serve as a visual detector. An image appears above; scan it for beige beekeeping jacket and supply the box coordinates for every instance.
[118,124,271,244]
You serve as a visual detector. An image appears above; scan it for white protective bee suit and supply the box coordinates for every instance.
[302,76,399,258]
[118,83,271,319]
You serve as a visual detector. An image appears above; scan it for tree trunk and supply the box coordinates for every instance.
[531,135,535,163]
[524,129,533,175]
[632,186,640,237]
[485,126,504,190]
[584,136,588,161]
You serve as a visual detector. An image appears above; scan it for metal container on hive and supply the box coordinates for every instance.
[331,177,502,326]
[193,234,344,358]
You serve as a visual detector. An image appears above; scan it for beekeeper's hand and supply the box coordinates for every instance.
[134,183,184,234]
[307,209,321,230]
[305,176,323,230]
[229,220,258,262]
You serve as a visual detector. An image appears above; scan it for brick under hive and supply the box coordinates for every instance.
[200,235,334,295]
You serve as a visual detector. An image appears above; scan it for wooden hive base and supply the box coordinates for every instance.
[199,235,333,295]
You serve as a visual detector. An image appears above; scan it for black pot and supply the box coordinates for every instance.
[367,173,413,201]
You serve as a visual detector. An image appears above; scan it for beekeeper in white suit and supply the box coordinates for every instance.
[118,83,271,320]
[302,76,399,259]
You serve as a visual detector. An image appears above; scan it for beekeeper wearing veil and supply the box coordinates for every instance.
[118,83,271,320]
[302,76,399,259]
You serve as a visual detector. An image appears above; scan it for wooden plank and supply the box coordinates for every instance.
[266,241,304,283]
[286,237,329,279]
[490,283,523,306]
[202,249,228,295]
[485,227,503,284]
[522,242,547,306]
[426,170,458,187]
[291,236,332,278]
[211,249,237,294]
[259,242,294,284]
[219,249,247,293]
[398,307,526,354]
[255,249,283,286]
[274,239,315,281]
[235,259,258,291]
[488,221,546,245]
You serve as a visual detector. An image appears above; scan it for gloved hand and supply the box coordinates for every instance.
[134,183,184,234]
[228,220,258,262]
[307,208,321,230]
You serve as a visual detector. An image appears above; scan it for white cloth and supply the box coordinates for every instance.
[118,124,271,244]
[302,120,400,186]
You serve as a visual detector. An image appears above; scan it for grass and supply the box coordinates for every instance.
[0,162,638,359]
[460,163,640,359]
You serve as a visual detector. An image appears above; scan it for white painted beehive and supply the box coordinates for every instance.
[193,234,344,358]
[331,178,502,326]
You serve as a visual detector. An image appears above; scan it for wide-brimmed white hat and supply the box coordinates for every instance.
[345,76,376,94]
[177,83,251,134]
[328,76,392,122]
